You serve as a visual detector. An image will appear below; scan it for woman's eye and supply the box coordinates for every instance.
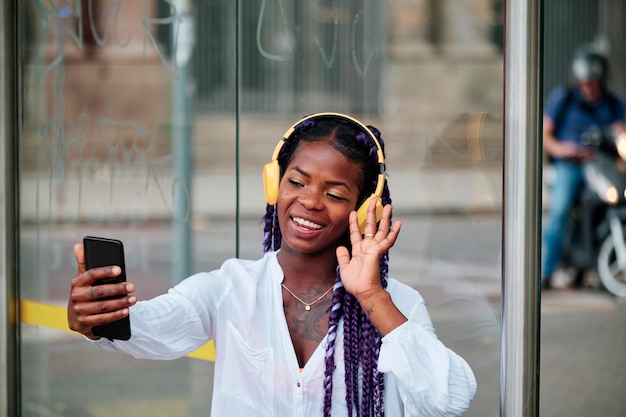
[327,193,346,201]
[288,178,303,187]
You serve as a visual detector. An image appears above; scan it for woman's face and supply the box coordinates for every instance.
[277,140,363,255]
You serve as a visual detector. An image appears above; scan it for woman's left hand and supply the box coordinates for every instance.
[337,199,408,335]
[336,199,402,300]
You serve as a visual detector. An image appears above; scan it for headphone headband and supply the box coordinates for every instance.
[275,112,384,156]
[263,112,386,232]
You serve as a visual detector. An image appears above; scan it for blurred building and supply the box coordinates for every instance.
[22,1,626,174]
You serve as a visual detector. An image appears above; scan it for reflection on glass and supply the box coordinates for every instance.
[18,1,503,416]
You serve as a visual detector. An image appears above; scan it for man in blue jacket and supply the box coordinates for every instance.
[542,47,626,289]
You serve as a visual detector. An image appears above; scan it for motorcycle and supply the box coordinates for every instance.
[557,126,626,297]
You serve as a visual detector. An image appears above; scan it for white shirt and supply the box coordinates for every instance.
[94,251,476,416]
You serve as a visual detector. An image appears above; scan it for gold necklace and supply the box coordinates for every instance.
[281,282,334,311]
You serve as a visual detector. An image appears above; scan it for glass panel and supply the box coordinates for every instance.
[240,2,503,416]
[18,1,234,415]
[18,0,503,415]
[239,2,504,416]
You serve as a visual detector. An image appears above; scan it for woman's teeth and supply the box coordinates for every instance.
[292,217,322,229]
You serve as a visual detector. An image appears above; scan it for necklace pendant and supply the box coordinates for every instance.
[305,305,311,311]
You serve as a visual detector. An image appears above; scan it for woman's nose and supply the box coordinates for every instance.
[299,191,323,209]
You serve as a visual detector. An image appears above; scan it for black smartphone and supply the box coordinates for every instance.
[82,236,131,341]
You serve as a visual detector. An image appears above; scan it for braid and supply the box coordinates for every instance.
[343,293,362,416]
[272,207,282,251]
[374,372,385,417]
[360,318,377,416]
[322,271,345,417]
[262,204,274,253]
[262,203,282,253]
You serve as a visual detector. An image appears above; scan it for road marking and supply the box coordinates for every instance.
[20,299,216,361]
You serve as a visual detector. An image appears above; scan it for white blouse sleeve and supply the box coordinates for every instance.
[378,283,477,417]
[91,271,224,360]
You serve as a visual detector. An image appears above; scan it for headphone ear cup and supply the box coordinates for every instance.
[356,194,384,234]
[263,160,280,205]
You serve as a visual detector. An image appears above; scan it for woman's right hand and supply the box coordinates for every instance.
[67,243,136,340]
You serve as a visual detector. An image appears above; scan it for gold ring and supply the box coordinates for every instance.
[364,233,375,238]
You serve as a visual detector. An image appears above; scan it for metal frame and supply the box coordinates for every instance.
[1,1,19,416]
[502,0,542,416]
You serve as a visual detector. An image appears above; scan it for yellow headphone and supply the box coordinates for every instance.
[263,112,386,233]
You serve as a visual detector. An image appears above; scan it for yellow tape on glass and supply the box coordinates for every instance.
[19,299,216,362]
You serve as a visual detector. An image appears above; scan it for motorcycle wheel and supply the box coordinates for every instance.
[597,231,626,297]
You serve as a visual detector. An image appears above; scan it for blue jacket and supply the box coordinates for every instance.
[545,85,624,156]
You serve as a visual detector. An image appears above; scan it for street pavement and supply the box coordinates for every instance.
[539,289,626,417]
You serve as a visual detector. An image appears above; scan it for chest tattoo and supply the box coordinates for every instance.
[283,300,329,342]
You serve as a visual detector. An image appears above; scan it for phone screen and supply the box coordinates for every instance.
[83,236,131,340]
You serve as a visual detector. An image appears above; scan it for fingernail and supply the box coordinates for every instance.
[112,266,121,274]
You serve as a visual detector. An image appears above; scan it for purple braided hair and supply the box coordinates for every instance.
[343,294,362,417]
[322,273,345,416]
[261,116,391,417]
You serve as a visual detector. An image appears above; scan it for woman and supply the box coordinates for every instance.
[68,113,477,416]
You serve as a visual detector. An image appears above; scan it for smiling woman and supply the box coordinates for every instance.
[64,113,477,417]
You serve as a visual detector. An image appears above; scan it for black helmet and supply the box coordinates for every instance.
[571,48,609,83]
